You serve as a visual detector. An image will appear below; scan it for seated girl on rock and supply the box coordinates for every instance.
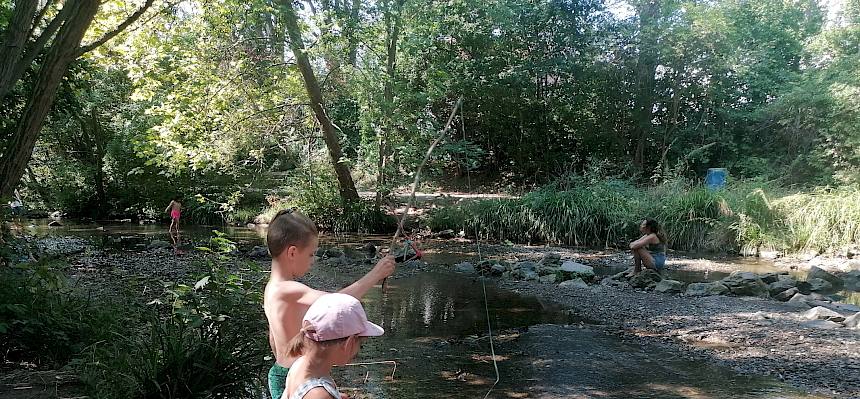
[283,293,384,399]
[629,218,667,274]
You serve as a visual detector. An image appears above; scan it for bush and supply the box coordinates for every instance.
[0,258,126,368]
[79,237,270,399]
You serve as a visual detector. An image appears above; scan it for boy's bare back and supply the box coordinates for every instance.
[264,280,326,367]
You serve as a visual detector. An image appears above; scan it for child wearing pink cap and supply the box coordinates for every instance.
[283,293,384,399]
[263,210,395,399]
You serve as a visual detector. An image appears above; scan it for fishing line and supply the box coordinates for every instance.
[465,109,500,399]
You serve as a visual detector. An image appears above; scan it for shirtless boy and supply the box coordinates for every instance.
[263,209,395,399]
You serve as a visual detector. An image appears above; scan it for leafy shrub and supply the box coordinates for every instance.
[0,258,124,368]
[80,235,270,398]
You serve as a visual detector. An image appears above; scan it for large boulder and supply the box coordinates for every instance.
[767,277,797,297]
[629,269,663,289]
[807,278,834,293]
[490,264,507,275]
[560,261,595,278]
[807,266,843,288]
[454,262,476,273]
[654,279,685,294]
[839,270,860,291]
[560,278,590,289]
[686,282,730,296]
[720,271,769,297]
[539,274,559,284]
[800,306,845,322]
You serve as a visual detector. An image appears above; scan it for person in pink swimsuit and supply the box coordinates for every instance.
[165,197,182,246]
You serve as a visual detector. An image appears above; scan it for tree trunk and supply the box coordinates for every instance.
[281,1,360,203]
[0,0,39,100]
[375,0,404,208]
[0,0,100,199]
[632,0,660,172]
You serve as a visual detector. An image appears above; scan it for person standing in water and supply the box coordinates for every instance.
[629,218,667,274]
[164,197,182,246]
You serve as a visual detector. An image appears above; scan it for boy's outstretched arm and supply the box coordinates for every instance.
[339,255,396,299]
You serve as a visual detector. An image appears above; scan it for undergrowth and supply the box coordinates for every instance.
[427,178,860,254]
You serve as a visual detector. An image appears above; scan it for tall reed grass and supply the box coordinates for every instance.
[427,179,860,254]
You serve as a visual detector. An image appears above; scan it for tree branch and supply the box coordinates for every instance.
[75,0,156,57]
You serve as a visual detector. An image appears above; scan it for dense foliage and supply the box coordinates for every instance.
[1,0,857,223]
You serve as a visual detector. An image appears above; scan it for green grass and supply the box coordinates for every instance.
[427,179,860,254]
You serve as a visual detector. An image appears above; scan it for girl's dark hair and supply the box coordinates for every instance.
[644,218,667,243]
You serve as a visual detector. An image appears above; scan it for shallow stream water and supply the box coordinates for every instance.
[14,220,842,398]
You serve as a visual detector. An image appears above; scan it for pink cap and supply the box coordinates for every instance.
[302,293,384,342]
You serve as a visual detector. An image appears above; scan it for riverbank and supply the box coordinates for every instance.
[3,234,858,398]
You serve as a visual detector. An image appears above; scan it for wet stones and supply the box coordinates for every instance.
[654,279,685,294]
[685,282,730,297]
[454,262,476,273]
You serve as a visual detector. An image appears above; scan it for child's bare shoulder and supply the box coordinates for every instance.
[265,280,324,306]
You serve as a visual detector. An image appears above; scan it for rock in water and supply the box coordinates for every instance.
[774,287,799,302]
[807,278,834,293]
[720,271,769,297]
[560,261,595,278]
[48,220,63,227]
[539,274,559,284]
[454,262,476,274]
[654,279,685,294]
[685,282,730,296]
[844,312,860,329]
[807,266,843,288]
[148,240,172,250]
[800,306,846,322]
[559,278,589,289]
[491,264,507,275]
[247,245,269,259]
[629,269,662,289]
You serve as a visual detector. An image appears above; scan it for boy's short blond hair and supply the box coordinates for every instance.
[266,209,318,257]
